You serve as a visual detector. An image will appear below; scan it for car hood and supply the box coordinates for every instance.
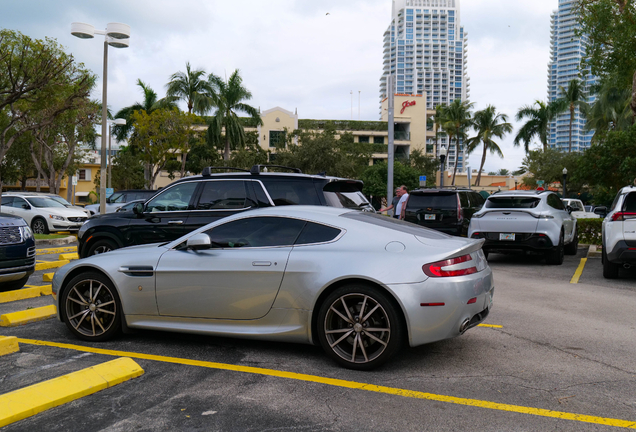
[0,213,27,226]
[43,207,89,218]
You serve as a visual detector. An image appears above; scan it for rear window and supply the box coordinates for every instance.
[624,193,636,212]
[263,180,321,206]
[486,197,540,209]
[407,193,457,210]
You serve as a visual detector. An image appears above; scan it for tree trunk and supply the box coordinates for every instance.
[30,141,50,189]
[569,105,574,153]
[180,151,187,178]
[476,143,488,187]
[36,145,43,191]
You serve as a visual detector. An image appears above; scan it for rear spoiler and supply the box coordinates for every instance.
[323,179,364,193]
[474,209,545,219]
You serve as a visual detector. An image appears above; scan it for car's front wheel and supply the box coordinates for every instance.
[61,272,121,341]
[545,232,564,265]
[87,239,118,256]
[317,284,404,370]
[31,217,49,235]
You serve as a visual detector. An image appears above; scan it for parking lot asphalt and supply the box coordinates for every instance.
[1,244,636,431]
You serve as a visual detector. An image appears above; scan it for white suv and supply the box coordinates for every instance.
[468,190,578,265]
[1,193,88,234]
[600,185,636,279]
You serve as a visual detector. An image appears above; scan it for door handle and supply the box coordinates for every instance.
[168,220,184,225]
[252,261,272,266]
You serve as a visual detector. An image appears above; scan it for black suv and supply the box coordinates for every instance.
[403,188,485,236]
[78,165,374,257]
[0,213,36,292]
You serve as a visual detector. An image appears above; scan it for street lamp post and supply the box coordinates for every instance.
[439,144,447,188]
[71,22,130,215]
[562,167,568,199]
[108,118,127,189]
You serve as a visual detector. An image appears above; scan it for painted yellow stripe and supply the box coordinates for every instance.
[36,246,77,256]
[35,260,70,271]
[0,305,57,327]
[58,253,79,261]
[17,338,636,429]
[0,357,143,428]
[0,336,19,356]
[0,287,41,304]
[43,273,54,282]
[477,324,503,328]
[570,258,588,284]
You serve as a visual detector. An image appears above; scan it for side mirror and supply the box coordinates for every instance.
[566,205,573,214]
[187,233,211,250]
[21,204,30,210]
[132,202,144,215]
[594,206,608,217]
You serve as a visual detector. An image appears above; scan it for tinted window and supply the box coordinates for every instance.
[12,198,29,209]
[1,197,13,207]
[109,193,126,203]
[295,222,341,245]
[264,180,321,206]
[624,193,636,212]
[196,181,248,210]
[204,217,306,248]
[459,192,469,208]
[470,192,484,207]
[610,193,622,212]
[25,197,66,208]
[547,194,565,210]
[147,182,198,212]
[252,182,273,207]
[486,197,540,209]
[407,193,457,210]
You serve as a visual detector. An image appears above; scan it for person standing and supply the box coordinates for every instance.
[379,188,402,218]
[395,185,409,220]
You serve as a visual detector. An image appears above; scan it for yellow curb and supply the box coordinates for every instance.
[35,260,70,271]
[36,246,77,256]
[40,285,52,296]
[0,305,57,327]
[477,324,503,328]
[0,357,144,428]
[0,336,19,356]
[43,273,54,282]
[0,287,41,304]
[58,253,79,261]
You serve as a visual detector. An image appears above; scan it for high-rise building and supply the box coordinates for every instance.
[379,0,469,173]
[547,0,597,152]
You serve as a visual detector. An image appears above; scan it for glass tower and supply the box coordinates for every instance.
[379,0,469,172]
[547,0,597,152]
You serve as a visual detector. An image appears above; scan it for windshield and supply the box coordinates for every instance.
[486,197,540,209]
[26,197,67,208]
[109,193,125,203]
[408,193,457,210]
[50,196,71,206]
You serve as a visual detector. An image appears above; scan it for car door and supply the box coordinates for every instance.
[155,216,306,319]
[9,197,32,224]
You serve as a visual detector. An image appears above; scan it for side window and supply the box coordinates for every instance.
[471,192,484,207]
[548,194,565,210]
[623,193,636,212]
[1,196,13,207]
[610,193,623,212]
[12,198,28,209]
[295,222,342,245]
[111,193,126,203]
[458,192,469,208]
[263,180,321,206]
[252,182,273,207]
[204,217,306,248]
[146,182,198,212]
[196,181,248,210]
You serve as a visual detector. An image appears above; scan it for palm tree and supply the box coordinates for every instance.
[207,69,262,161]
[166,62,213,115]
[586,83,632,139]
[442,99,474,185]
[112,79,176,140]
[557,79,589,152]
[466,106,512,186]
[432,104,446,157]
[514,100,560,152]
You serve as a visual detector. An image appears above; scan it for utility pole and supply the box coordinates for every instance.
[387,75,395,206]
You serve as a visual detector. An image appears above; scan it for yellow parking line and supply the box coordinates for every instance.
[478,324,503,328]
[570,258,587,284]
[0,357,143,427]
[0,306,57,327]
[17,338,636,429]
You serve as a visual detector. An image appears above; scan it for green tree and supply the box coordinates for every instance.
[466,105,512,186]
[585,82,632,140]
[521,148,582,194]
[207,69,262,161]
[441,99,474,185]
[166,62,212,115]
[431,104,447,155]
[109,147,146,190]
[361,161,421,201]
[514,100,561,151]
[556,79,589,152]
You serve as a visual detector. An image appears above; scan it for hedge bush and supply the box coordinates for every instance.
[577,218,603,245]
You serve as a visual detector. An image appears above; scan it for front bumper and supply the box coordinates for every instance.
[607,240,636,263]
[0,243,36,283]
[387,266,495,347]
[472,232,555,252]
[52,221,84,232]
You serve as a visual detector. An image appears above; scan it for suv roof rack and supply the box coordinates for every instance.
[250,165,302,175]
[202,166,250,176]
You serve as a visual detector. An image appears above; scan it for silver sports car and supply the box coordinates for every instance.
[52,206,494,370]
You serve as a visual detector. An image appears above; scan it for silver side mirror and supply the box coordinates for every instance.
[187,233,211,250]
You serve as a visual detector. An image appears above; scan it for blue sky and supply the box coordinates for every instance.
[1,0,558,173]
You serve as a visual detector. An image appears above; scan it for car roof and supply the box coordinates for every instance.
[411,188,472,194]
[488,190,552,198]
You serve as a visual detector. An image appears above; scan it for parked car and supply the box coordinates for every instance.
[0,213,36,292]
[1,193,88,234]
[404,188,485,236]
[600,185,636,279]
[54,206,494,370]
[11,192,92,218]
[85,189,158,215]
[562,198,600,219]
[468,190,578,265]
[77,165,376,258]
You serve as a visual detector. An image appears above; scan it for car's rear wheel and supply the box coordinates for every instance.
[61,272,121,341]
[564,228,579,255]
[317,284,404,370]
[87,239,118,256]
[602,245,619,279]
[545,232,564,265]
[31,217,49,235]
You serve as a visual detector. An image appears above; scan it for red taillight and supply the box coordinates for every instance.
[611,212,636,221]
[422,254,478,277]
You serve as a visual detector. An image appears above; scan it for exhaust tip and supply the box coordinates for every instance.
[459,318,470,334]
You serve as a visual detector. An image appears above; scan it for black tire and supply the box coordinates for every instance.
[0,275,30,292]
[317,284,404,370]
[602,245,619,279]
[546,232,564,265]
[564,228,579,255]
[61,272,121,342]
[87,239,118,256]
[31,217,49,235]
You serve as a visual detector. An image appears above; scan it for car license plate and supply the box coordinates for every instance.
[425,214,435,220]
[499,233,515,241]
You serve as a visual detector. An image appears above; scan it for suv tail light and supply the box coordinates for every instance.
[611,212,636,221]
[423,254,477,277]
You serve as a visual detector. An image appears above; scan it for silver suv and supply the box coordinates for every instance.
[468,190,578,265]
[600,185,636,279]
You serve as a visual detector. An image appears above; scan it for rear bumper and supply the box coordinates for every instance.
[607,240,636,263]
[472,232,555,252]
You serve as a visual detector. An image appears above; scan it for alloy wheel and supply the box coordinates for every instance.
[93,245,112,254]
[65,279,117,338]
[32,219,46,234]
